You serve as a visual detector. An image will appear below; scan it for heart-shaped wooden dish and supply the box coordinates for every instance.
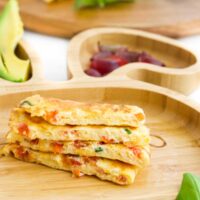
[0,35,200,200]
[68,28,200,95]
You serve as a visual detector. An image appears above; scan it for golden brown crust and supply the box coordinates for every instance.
[19,95,145,127]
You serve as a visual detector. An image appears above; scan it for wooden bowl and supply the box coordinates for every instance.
[68,28,200,95]
[0,34,200,200]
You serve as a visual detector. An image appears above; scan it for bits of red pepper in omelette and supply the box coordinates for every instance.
[117,175,127,184]
[52,142,64,153]
[72,169,84,178]
[84,157,98,165]
[69,158,82,166]
[129,146,141,158]
[74,140,88,148]
[63,156,82,167]
[16,147,29,160]
[30,139,39,145]
[101,136,115,144]
[70,130,79,135]
[44,110,58,123]
[135,113,145,121]
[30,116,43,124]
[17,123,29,137]
[96,167,106,175]
[62,156,71,165]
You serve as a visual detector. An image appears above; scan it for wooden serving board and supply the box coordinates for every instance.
[0,40,200,200]
[1,0,200,38]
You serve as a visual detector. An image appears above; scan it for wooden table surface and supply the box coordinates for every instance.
[1,0,200,38]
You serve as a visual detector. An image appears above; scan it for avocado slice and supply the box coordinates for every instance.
[0,0,30,82]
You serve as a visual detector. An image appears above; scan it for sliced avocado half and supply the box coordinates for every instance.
[0,0,30,82]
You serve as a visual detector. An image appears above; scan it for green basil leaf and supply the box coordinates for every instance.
[176,173,200,200]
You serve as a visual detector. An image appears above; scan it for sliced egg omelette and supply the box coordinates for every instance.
[19,95,145,127]
[1,144,139,185]
[7,131,150,167]
[10,109,150,146]
[2,95,150,185]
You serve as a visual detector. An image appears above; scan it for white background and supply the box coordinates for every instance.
[23,31,200,103]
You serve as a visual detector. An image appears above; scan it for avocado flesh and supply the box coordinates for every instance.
[0,53,22,82]
[0,0,30,82]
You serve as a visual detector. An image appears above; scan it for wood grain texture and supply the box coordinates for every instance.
[0,82,200,200]
[68,28,200,95]
[1,0,200,38]
[0,26,200,200]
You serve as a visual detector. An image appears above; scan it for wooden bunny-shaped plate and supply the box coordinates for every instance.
[0,29,200,200]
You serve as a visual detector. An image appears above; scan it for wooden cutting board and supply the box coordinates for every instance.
[1,0,200,38]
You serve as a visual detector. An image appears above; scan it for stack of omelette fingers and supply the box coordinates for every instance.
[2,95,150,185]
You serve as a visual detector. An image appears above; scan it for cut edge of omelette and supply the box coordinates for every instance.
[1,144,139,185]
[7,131,150,167]
[9,108,150,146]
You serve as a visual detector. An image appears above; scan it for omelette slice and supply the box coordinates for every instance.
[10,109,150,146]
[7,131,150,166]
[19,95,145,127]
[2,144,139,185]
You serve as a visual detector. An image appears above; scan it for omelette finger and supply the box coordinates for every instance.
[2,144,139,185]
[7,131,150,167]
[10,109,150,146]
[19,95,145,127]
